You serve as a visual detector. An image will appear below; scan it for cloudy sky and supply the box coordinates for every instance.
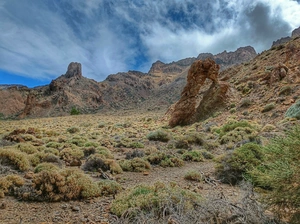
[0,0,300,87]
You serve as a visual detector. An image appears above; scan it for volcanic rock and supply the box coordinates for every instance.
[169,58,229,127]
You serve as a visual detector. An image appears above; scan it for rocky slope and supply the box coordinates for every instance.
[0,45,258,119]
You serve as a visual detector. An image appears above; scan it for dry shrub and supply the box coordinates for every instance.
[184,170,202,182]
[82,154,110,172]
[20,169,102,201]
[146,130,171,142]
[16,143,38,154]
[0,148,30,171]
[0,175,24,198]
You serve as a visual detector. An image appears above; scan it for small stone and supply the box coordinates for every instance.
[143,171,149,176]
[71,206,80,212]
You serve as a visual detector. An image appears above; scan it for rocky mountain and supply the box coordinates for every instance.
[0,26,299,119]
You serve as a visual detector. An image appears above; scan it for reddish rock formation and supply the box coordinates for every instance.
[169,58,229,127]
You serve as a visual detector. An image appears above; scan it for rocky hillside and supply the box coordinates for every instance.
[0,45,258,119]
[0,26,299,120]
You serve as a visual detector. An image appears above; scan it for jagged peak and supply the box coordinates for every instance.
[65,62,82,78]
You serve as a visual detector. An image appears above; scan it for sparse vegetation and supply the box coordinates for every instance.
[285,100,300,119]
[146,129,171,142]
[261,103,275,113]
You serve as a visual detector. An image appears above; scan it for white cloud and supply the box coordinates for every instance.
[0,0,299,84]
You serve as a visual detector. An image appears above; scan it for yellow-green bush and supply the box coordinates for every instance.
[215,143,263,184]
[0,148,30,171]
[119,158,151,172]
[34,162,60,173]
[111,182,202,217]
[182,150,204,162]
[146,130,171,142]
[16,143,38,154]
[184,170,202,182]
[249,126,300,217]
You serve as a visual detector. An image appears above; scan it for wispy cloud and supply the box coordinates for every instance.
[0,0,299,85]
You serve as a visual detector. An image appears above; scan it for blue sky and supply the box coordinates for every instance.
[0,0,300,88]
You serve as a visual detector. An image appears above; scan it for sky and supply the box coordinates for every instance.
[0,0,300,87]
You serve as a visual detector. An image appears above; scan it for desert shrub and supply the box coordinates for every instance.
[34,162,60,173]
[184,170,202,182]
[146,130,171,142]
[261,103,275,113]
[181,133,206,146]
[96,147,114,159]
[97,180,122,196]
[43,147,59,156]
[15,143,38,154]
[104,159,123,174]
[182,150,204,162]
[201,150,214,159]
[110,182,202,218]
[285,100,300,120]
[125,149,145,159]
[0,149,30,171]
[68,136,87,147]
[67,126,80,134]
[119,158,151,172]
[240,98,252,108]
[21,169,101,201]
[45,141,62,149]
[249,126,300,217]
[174,139,189,149]
[279,86,292,96]
[160,157,184,168]
[0,175,24,198]
[215,143,263,185]
[29,152,60,167]
[216,120,253,138]
[82,154,110,172]
[261,124,276,132]
[59,147,84,162]
[70,107,80,115]
[98,122,106,128]
[83,147,96,157]
[129,141,145,149]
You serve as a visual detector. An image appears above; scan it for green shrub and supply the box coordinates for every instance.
[16,143,38,154]
[46,141,62,149]
[285,100,300,120]
[279,86,292,96]
[216,120,253,137]
[119,158,151,172]
[249,126,300,215]
[0,149,30,171]
[110,182,202,217]
[97,180,122,196]
[182,150,204,162]
[70,107,80,115]
[240,98,252,108]
[67,126,80,134]
[129,141,145,149]
[215,143,263,185]
[146,152,184,167]
[147,130,171,142]
[261,103,275,113]
[34,162,60,173]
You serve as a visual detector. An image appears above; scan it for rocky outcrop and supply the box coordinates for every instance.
[272,36,291,47]
[292,26,300,38]
[169,58,229,127]
[65,62,82,79]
